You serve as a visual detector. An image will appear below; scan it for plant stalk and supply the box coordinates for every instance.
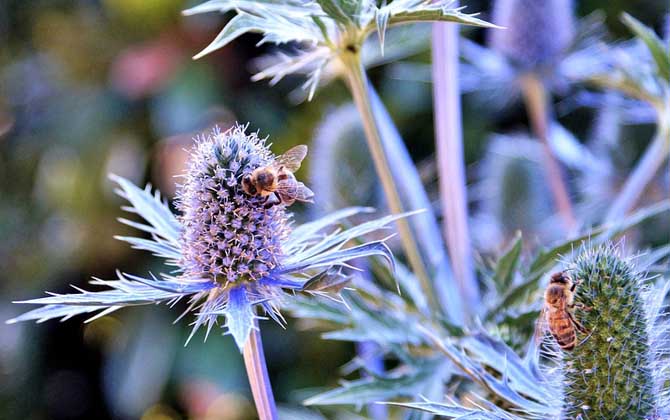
[431,17,480,311]
[243,321,278,420]
[340,51,438,313]
[519,74,577,232]
[605,120,670,223]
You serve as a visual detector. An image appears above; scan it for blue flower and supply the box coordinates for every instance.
[8,124,402,350]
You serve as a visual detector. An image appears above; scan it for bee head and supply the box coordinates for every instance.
[550,271,571,285]
[242,174,257,195]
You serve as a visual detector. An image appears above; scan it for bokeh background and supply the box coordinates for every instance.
[0,1,668,419]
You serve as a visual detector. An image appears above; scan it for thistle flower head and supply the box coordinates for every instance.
[489,0,575,71]
[177,126,287,283]
[8,124,402,350]
[558,243,670,419]
[472,134,555,250]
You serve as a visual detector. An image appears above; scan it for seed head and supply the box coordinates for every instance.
[177,125,289,284]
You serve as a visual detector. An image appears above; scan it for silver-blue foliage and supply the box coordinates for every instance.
[184,0,497,99]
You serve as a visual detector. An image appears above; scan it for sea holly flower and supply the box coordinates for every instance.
[488,0,576,72]
[7,124,402,350]
[183,0,498,100]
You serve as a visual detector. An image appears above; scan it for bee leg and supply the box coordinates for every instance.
[574,302,592,312]
[264,194,280,208]
[568,311,589,334]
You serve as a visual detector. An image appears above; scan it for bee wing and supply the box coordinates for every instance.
[533,306,549,346]
[293,182,314,202]
[276,145,307,172]
[276,180,314,202]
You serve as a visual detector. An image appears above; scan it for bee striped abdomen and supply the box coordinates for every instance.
[550,313,576,350]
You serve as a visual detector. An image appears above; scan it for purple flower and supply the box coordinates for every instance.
[8,124,404,349]
[177,126,286,284]
[489,0,575,70]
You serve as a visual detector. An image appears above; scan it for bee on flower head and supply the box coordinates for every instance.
[539,271,590,351]
[242,145,314,207]
[8,125,398,351]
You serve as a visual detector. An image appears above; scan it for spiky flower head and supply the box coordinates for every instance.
[560,243,669,419]
[472,135,555,250]
[489,0,575,71]
[8,124,401,350]
[177,126,287,283]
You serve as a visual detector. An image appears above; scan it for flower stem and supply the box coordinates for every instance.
[605,120,670,223]
[242,320,277,420]
[340,51,437,313]
[431,18,480,312]
[519,73,576,233]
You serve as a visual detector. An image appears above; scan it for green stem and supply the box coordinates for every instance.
[520,74,577,233]
[243,321,278,420]
[340,51,437,313]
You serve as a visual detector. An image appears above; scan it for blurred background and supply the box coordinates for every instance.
[0,1,668,419]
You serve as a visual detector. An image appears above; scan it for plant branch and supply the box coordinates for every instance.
[520,74,576,233]
[605,114,670,223]
[243,320,278,420]
[431,18,480,314]
[340,51,438,314]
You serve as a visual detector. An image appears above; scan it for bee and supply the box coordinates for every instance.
[541,271,589,351]
[241,145,314,207]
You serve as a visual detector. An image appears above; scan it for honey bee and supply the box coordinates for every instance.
[241,145,314,206]
[541,271,588,351]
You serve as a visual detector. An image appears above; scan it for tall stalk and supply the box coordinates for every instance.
[243,320,278,420]
[431,17,480,311]
[605,112,670,223]
[519,74,576,232]
[340,51,437,313]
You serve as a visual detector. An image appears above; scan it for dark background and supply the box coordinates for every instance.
[0,1,668,419]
